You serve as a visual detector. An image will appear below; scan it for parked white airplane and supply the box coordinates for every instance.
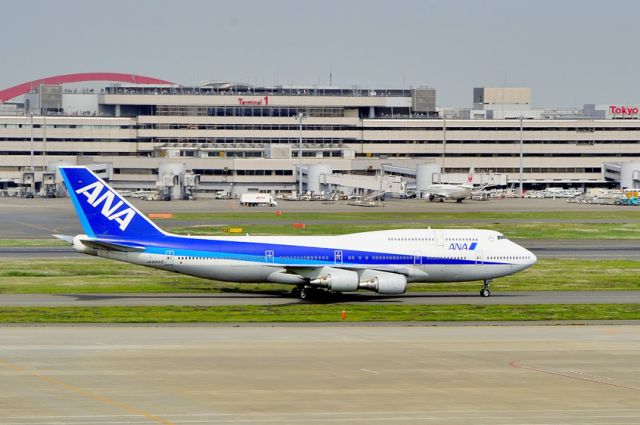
[56,167,537,299]
[424,170,474,202]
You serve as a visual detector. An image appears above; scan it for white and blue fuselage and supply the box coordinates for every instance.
[59,167,536,298]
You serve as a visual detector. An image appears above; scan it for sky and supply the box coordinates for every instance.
[2,0,639,108]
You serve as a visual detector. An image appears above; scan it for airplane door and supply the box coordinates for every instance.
[475,251,484,265]
[265,250,275,263]
[413,252,423,266]
[334,250,343,265]
[435,231,444,246]
[164,250,174,266]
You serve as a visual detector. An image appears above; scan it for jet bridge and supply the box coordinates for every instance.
[321,173,406,198]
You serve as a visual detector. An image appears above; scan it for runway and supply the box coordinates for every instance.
[2,290,639,306]
[0,325,638,424]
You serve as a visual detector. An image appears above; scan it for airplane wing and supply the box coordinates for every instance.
[285,264,424,277]
[429,190,449,198]
[424,189,449,200]
[279,265,414,295]
[265,264,420,288]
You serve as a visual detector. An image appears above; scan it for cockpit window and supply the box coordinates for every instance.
[497,235,506,240]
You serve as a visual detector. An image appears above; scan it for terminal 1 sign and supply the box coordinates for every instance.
[237,96,269,106]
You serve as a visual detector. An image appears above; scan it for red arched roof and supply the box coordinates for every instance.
[0,72,176,103]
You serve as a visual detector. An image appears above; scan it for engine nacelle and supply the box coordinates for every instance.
[72,234,98,256]
[309,267,359,292]
[358,270,407,294]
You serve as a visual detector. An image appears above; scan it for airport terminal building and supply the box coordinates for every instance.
[1,74,639,198]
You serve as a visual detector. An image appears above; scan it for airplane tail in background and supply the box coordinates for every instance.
[465,167,475,186]
[59,166,165,240]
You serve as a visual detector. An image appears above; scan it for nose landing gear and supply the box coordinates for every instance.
[480,279,492,297]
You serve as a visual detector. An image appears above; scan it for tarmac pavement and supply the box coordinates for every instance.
[0,325,638,424]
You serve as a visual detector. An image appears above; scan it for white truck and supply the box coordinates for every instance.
[240,193,278,207]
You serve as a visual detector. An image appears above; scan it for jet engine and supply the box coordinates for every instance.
[309,267,359,292]
[358,270,407,294]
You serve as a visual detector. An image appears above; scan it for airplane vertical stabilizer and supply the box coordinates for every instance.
[59,166,165,239]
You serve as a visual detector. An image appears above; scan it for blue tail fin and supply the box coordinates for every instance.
[59,166,165,240]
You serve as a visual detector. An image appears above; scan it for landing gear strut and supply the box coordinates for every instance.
[480,279,492,297]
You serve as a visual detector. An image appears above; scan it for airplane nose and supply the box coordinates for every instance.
[526,249,537,266]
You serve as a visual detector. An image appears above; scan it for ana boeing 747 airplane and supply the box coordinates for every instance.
[56,167,536,299]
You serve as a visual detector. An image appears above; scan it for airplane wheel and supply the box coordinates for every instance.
[299,287,309,300]
[480,288,491,297]
[291,287,301,298]
[439,198,444,202]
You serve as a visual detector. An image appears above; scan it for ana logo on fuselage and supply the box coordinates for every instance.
[448,242,478,251]
[75,181,135,231]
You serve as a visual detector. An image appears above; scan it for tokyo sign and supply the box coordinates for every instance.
[609,105,640,115]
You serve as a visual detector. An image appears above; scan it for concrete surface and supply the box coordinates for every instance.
[0,197,635,239]
[0,325,638,424]
[1,290,639,307]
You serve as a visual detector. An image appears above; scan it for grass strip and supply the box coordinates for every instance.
[170,221,640,239]
[170,211,640,222]
[1,258,639,294]
[0,239,67,247]
[0,304,638,323]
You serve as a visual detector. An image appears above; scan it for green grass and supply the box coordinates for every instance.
[170,211,640,222]
[0,258,638,294]
[0,259,287,294]
[169,221,640,239]
[0,239,67,247]
[0,304,638,323]
[414,258,640,292]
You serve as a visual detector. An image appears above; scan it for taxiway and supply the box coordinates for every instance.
[1,290,639,306]
[0,325,637,425]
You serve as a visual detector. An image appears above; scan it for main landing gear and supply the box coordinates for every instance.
[292,285,313,300]
[480,279,492,297]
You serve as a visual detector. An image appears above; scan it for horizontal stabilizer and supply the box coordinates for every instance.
[53,234,74,244]
[79,239,145,252]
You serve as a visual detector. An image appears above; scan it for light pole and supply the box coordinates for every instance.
[519,115,524,198]
[298,112,306,196]
[29,112,34,172]
[43,112,47,172]
[442,116,447,182]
